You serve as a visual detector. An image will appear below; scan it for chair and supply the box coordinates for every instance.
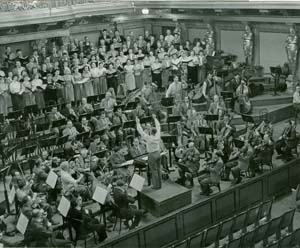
[230,211,247,240]
[189,231,204,248]
[245,204,260,231]
[171,239,189,248]
[112,204,133,235]
[203,224,220,247]
[219,217,234,242]
[241,230,255,248]
[253,222,269,246]
[266,216,282,243]
[292,228,300,246]
[279,233,292,248]
[280,208,296,235]
[259,199,273,224]
[226,237,241,248]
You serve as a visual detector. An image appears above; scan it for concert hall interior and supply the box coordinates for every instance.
[2,0,300,247]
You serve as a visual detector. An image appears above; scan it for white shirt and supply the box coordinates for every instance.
[293,91,300,104]
[137,119,161,153]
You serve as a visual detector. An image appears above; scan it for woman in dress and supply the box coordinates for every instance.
[73,67,85,105]
[134,59,144,89]
[90,62,101,95]
[22,75,36,107]
[52,69,64,103]
[0,76,10,116]
[31,73,45,112]
[115,59,126,98]
[124,60,136,92]
[82,65,94,97]
[98,62,107,95]
[187,50,199,84]
[63,67,75,103]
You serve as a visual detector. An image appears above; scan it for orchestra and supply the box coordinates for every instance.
[0,25,296,247]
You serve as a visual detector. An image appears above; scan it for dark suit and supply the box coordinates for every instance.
[276,126,297,156]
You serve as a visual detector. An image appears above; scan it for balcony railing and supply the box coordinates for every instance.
[0,0,114,12]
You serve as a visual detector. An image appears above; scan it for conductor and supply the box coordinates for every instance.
[136,114,162,189]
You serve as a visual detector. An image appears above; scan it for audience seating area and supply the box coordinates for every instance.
[169,198,299,248]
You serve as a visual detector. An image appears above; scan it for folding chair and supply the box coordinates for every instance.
[203,223,220,247]
[171,239,189,248]
[189,231,204,248]
[226,237,241,248]
[230,211,247,240]
[292,228,300,246]
[219,217,234,243]
[279,233,292,248]
[245,204,260,231]
[259,199,273,224]
[266,216,282,243]
[280,208,296,236]
[253,222,269,247]
[241,229,255,248]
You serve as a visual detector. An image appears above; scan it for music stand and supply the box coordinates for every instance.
[76,131,90,142]
[270,66,282,96]
[93,129,106,137]
[7,110,22,120]
[98,94,106,101]
[109,124,121,132]
[92,108,105,116]
[21,145,37,157]
[39,137,56,149]
[140,116,153,124]
[167,115,181,132]
[161,135,177,169]
[125,101,138,111]
[161,97,174,107]
[123,120,136,129]
[36,123,50,133]
[204,114,219,122]
[87,95,98,104]
[233,139,245,149]
[16,129,30,139]
[56,135,69,146]
[52,119,67,128]
[242,114,255,129]
[79,113,91,121]
[93,149,108,159]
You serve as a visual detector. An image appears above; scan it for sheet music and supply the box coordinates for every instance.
[16,213,29,235]
[129,173,145,192]
[92,186,108,205]
[121,160,134,166]
[46,170,58,189]
[58,196,70,217]
[8,186,15,204]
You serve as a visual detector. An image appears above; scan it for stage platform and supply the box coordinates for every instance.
[140,182,192,217]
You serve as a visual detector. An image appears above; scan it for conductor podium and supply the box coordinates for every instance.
[140,182,192,217]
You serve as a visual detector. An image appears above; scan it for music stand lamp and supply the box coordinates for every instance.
[270,66,282,96]
[161,134,177,170]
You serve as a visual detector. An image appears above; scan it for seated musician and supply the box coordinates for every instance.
[224,142,254,184]
[192,112,208,151]
[165,75,187,101]
[61,102,78,122]
[275,120,297,160]
[75,148,92,173]
[112,179,144,230]
[235,79,251,114]
[208,94,226,115]
[253,133,274,172]
[172,96,190,120]
[48,106,65,135]
[24,208,71,247]
[129,137,146,158]
[198,150,223,196]
[77,116,92,133]
[112,106,127,144]
[177,142,201,187]
[60,161,89,199]
[110,146,130,182]
[68,194,107,242]
[89,135,106,154]
[78,97,94,115]
[32,159,50,193]
[100,91,117,117]
[63,120,79,140]
[131,101,146,120]
[255,118,273,139]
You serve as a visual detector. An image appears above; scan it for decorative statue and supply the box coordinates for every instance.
[286,26,298,73]
[242,24,253,65]
[205,24,215,56]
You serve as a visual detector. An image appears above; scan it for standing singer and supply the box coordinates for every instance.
[136,114,162,190]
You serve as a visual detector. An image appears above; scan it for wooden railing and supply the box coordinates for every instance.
[99,158,300,248]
